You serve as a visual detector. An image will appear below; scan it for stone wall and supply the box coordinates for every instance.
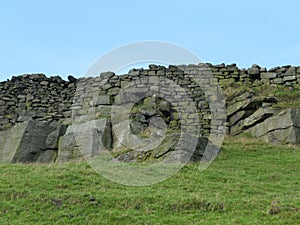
[0,74,76,130]
[211,63,300,88]
[72,64,218,138]
[1,63,300,134]
[1,63,300,163]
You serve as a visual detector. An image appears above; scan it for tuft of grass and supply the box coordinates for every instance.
[273,90,300,109]
[0,136,299,224]
[111,147,133,158]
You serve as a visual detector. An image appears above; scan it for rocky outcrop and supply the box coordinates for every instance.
[227,92,278,135]
[0,121,66,163]
[113,133,211,163]
[247,109,300,145]
[57,118,112,162]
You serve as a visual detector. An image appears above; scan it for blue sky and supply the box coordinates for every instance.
[1,0,300,80]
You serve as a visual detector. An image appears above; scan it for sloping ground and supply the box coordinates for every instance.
[0,136,299,224]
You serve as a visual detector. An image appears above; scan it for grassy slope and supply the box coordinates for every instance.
[0,136,299,225]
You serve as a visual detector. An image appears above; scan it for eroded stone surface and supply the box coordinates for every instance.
[57,118,112,162]
[247,109,300,145]
[0,121,66,163]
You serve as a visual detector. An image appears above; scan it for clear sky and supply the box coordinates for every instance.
[1,0,300,80]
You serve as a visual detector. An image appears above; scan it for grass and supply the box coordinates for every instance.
[272,89,300,109]
[1,135,300,224]
[223,79,300,109]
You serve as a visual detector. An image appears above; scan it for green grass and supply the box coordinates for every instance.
[1,136,300,224]
[272,89,300,109]
[223,79,300,109]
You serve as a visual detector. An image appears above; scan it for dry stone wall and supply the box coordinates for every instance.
[1,63,300,135]
[0,74,76,130]
[1,63,300,163]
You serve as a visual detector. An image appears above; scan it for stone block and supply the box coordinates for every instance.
[0,121,66,163]
[247,109,300,145]
[57,118,112,162]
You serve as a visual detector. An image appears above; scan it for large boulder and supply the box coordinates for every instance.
[247,109,300,145]
[113,133,180,163]
[0,122,27,163]
[163,133,210,163]
[114,132,212,163]
[227,92,278,135]
[57,118,112,162]
[230,107,279,136]
[0,121,66,163]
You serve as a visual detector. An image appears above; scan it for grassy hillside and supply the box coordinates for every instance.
[1,136,299,225]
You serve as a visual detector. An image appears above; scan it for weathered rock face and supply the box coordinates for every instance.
[227,92,278,135]
[113,132,211,163]
[112,97,175,150]
[247,109,300,145]
[57,118,112,162]
[0,121,66,163]
[0,122,27,163]
[163,133,210,163]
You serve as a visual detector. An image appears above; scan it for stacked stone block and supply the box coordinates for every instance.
[1,63,300,137]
